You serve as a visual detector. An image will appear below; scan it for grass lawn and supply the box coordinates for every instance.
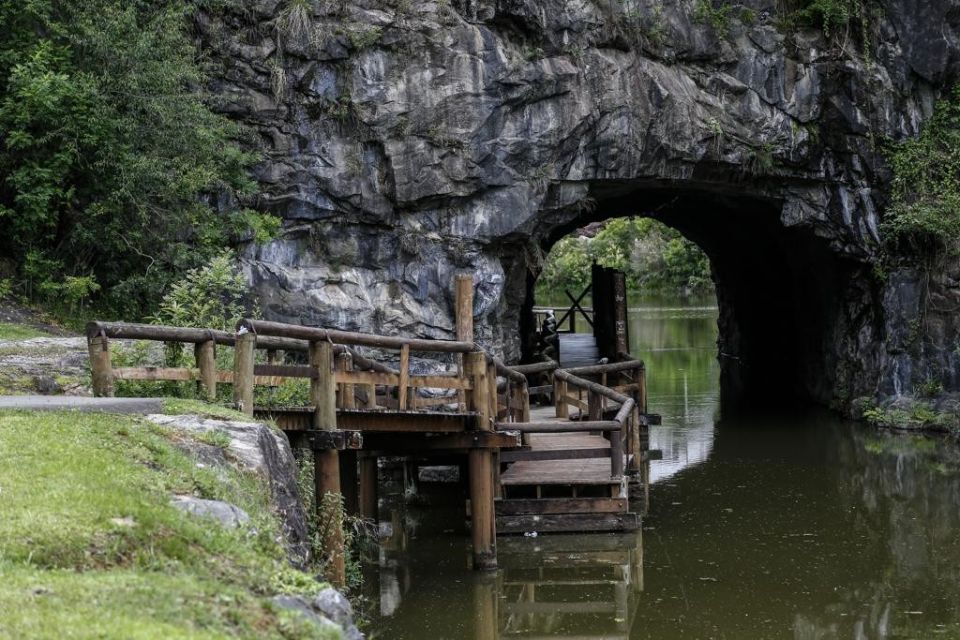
[0,409,337,639]
[0,322,50,340]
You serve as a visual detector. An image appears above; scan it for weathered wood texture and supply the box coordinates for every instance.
[497,512,640,534]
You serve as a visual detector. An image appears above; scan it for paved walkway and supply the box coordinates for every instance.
[0,395,163,414]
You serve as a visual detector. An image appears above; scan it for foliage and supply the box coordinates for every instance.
[883,85,960,255]
[0,410,336,639]
[537,218,714,298]
[786,0,866,40]
[692,0,736,35]
[691,1,755,37]
[153,252,252,333]
[296,454,377,593]
[0,0,278,319]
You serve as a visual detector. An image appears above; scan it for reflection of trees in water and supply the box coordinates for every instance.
[797,430,960,638]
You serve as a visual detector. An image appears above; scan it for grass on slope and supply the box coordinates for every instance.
[0,410,337,639]
[0,321,50,340]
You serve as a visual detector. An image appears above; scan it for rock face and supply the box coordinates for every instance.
[147,414,311,565]
[198,0,960,408]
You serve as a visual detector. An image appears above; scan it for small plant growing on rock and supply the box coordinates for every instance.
[346,26,383,51]
[277,0,314,45]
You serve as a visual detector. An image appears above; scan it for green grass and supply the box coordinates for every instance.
[0,410,339,639]
[0,322,50,340]
[161,398,254,421]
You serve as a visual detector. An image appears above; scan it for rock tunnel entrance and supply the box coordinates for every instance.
[518,180,864,413]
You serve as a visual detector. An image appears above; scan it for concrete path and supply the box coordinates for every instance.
[0,395,164,414]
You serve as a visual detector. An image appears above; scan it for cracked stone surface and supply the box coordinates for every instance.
[196,0,960,405]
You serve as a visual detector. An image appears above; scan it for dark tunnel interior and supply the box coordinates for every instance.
[521,178,862,412]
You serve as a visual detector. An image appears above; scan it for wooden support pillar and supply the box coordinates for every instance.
[337,344,358,517]
[467,350,496,570]
[310,340,345,587]
[88,335,114,397]
[339,450,359,516]
[359,454,378,521]
[194,340,217,401]
[455,274,474,411]
[233,331,256,415]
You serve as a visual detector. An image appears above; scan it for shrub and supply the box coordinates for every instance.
[153,252,252,333]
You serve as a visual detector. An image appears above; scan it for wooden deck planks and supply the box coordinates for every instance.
[500,456,621,485]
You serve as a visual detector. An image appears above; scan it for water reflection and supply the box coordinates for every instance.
[364,496,646,640]
[628,297,719,484]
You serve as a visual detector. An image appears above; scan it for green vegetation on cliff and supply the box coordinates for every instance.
[0,0,275,320]
[884,85,960,255]
[0,409,336,639]
[537,218,713,299]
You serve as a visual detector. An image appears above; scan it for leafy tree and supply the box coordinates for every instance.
[537,218,714,298]
[0,0,277,319]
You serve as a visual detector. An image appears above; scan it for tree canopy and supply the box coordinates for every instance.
[0,0,276,318]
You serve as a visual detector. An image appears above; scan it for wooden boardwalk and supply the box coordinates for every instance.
[85,275,652,575]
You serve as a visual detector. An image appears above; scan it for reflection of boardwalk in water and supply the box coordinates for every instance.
[492,534,644,640]
[367,497,645,640]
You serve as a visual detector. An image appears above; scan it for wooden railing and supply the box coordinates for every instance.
[533,283,594,334]
[86,310,646,572]
[495,357,647,478]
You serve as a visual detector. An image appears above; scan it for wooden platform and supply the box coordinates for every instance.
[496,425,637,534]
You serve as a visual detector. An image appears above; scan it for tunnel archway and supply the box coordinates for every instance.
[516,178,866,413]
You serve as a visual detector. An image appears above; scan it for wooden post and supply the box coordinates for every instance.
[588,389,602,422]
[455,275,474,410]
[629,370,642,475]
[363,383,377,409]
[88,335,114,397]
[520,383,531,423]
[194,340,217,401]
[488,361,501,500]
[336,352,358,515]
[466,351,496,570]
[398,344,410,411]
[337,352,355,409]
[612,270,629,358]
[310,340,345,587]
[554,377,568,419]
[359,454,378,521]
[233,331,256,416]
[638,366,648,414]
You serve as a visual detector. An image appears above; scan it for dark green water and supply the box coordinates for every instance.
[362,296,960,640]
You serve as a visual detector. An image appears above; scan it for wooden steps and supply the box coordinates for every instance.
[558,333,599,368]
[496,426,637,534]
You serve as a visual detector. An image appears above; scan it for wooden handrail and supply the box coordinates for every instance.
[86,320,395,375]
[564,359,645,376]
[239,319,477,354]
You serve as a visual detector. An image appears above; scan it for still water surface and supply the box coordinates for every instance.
[363,295,960,639]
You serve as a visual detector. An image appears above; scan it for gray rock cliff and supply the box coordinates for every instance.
[197,0,960,407]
